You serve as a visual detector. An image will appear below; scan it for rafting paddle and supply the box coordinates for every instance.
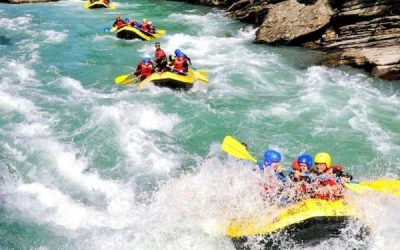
[221,135,257,163]
[189,69,209,83]
[344,179,400,197]
[114,74,138,85]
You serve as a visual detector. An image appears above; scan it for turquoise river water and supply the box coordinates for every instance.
[0,0,400,249]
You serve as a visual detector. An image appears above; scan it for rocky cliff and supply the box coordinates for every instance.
[173,0,400,80]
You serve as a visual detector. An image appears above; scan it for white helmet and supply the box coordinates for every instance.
[148,21,152,25]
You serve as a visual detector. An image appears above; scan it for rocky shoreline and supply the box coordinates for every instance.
[173,0,400,80]
[1,0,59,3]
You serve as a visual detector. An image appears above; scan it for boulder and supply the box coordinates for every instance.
[255,0,333,44]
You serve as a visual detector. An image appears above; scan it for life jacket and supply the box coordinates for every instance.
[173,57,186,71]
[116,20,125,28]
[139,63,153,77]
[149,25,155,33]
[311,168,343,200]
[141,23,149,32]
[155,49,166,61]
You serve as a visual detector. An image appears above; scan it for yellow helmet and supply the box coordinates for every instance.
[143,18,147,23]
[314,152,331,168]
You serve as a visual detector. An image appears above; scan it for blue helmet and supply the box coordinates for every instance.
[263,150,281,166]
[174,49,182,56]
[124,17,130,23]
[297,154,313,169]
[143,57,151,63]
[177,52,185,58]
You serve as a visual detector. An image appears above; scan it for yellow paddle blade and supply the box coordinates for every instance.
[115,74,130,84]
[108,3,116,9]
[345,179,400,197]
[135,75,153,89]
[120,76,138,85]
[197,70,209,77]
[189,69,208,83]
[110,26,118,32]
[151,30,165,39]
[221,135,257,163]
[156,29,166,35]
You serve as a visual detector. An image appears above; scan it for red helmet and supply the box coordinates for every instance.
[292,159,300,170]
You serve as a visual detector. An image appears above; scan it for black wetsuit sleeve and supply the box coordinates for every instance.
[183,61,189,71]
[186,56,192,66]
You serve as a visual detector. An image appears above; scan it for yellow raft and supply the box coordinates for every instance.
[137,72,196,90]
[136,69,208,90]
[115,26,165,41]
[84,1,116,9]
[227,198,369,248]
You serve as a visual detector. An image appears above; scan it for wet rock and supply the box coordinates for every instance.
[255,0,333,44]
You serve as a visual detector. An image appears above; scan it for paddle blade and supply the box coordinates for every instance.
[189,69,208,83]
[135,75,153,89]
[156,29,166,35]
[108,3,116,9]
[221,136,257,163]
[345,179,400,197]
[120,76,138,85]
[110,26,117,33]
[115,74,130,84]
[197,70,209,77]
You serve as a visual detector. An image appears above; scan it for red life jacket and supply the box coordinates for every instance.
[312,168,342,200]
[139,63,153,77]
[173,57,186,71]
[141,23,149,32]
[116,20,125,28]
[155,49,166,60]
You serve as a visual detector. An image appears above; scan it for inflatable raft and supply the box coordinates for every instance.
[137,71,196,90]
[84,1,116,9]
[227,198,369,248]
[136,69,208,90]
[115,26,165,41]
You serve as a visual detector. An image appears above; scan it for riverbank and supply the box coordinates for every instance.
[173,0,400,80]
[1,0,58,3]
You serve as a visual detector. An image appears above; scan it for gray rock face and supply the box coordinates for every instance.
[168,0,234,6]
[2,0,59,3]
[255,0,333,44]
[175,0,400,80]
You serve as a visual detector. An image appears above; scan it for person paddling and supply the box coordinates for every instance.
[154,42,167,72]
[170,51,189,75]
[310,152,352,200]
[131,56,154,81]
[258,149,286,182]
[113,16,126,29]
[169,49,192,66]
[141,19,149,33]
[129,19,140,29]
[148,21,156,34]
[289,155,313,183]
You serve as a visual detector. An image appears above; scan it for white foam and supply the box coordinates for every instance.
[168,11,234,36]
[42,30,68,43]
[4,143,27,162]
[3,60,37,84]
[0,16,32,30]
[0,90,38,119]
[94,102,181,174]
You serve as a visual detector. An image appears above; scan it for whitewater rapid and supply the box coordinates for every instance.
[0,0,399,249]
